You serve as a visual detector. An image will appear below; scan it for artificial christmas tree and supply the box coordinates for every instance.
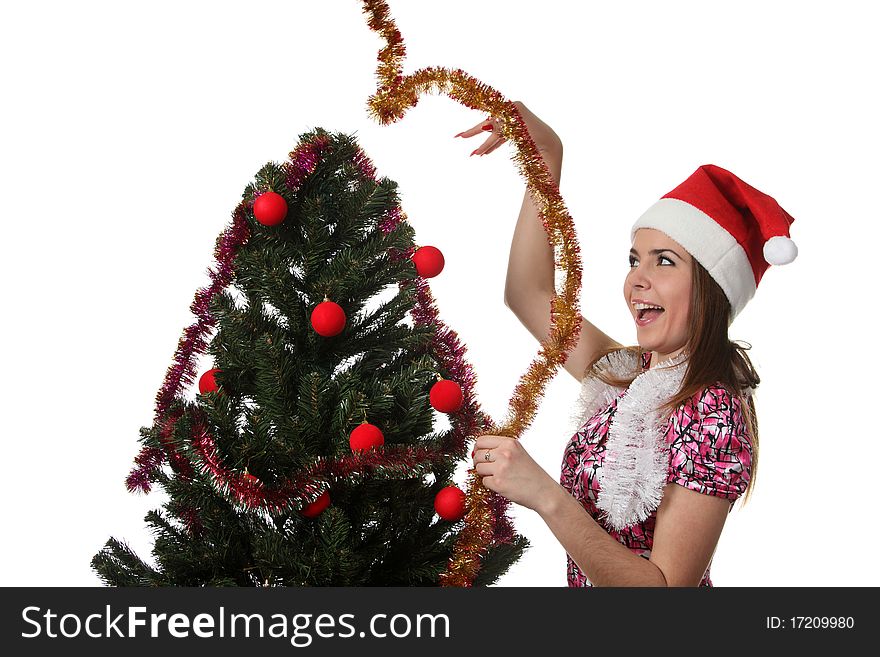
[91,128,527,586]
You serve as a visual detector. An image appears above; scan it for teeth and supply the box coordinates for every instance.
[633,302,664,311]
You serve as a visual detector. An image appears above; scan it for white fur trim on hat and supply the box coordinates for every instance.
[631,198,757,321]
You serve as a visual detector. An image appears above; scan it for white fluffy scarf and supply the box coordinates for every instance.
[567,349,690,531]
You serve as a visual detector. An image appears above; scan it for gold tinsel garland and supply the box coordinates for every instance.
[360,0,584,586]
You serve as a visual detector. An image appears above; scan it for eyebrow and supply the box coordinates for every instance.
[629,247,683,259]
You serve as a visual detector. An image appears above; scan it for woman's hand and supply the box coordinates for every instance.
[471,434,561,513]
[455,100,563,157]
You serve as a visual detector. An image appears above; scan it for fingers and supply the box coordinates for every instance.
[471,447,491,464]
[470,446,486,464]
[482,139,505,156]
[455,116,507,156]
[470,435,515,467]
[474,435,505,449]
[453,118,494,139]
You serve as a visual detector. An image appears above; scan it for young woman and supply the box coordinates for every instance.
[457,102,797,586]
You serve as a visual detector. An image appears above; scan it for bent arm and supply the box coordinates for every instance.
[503,145,622,381]
[503,146,562,306]
[537,483,668,586]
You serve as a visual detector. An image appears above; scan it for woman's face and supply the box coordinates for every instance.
[624,228,693,360]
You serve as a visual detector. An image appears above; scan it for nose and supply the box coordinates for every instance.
[628,262,651,289]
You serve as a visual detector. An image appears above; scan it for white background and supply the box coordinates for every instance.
[2,0,876,586]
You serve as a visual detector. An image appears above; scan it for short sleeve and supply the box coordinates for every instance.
[665,385,753,501]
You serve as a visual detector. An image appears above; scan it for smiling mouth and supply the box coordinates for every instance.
[636,307,664,326]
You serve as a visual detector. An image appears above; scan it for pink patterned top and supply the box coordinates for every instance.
[560,351,753,586]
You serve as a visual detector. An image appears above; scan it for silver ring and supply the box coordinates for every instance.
[484,450,491,462]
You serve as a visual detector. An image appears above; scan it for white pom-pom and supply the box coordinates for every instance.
[763,235,798,265]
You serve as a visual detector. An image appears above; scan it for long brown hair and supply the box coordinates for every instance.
[586,259,760,506]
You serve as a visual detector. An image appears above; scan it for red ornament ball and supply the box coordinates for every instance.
[301,491,331,518]
[198,368,221,394]
[253,191,288,226]
[430,379,463,413]
[350,422,385,452]
[412,245,445,278]
[311,300,346,337]
[434,485,466,521]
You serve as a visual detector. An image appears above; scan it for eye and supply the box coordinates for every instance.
[628,255,675,267]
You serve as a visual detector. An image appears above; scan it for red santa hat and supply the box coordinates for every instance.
[630,163,797,322]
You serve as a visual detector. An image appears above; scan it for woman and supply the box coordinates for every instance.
[456,102,797,586]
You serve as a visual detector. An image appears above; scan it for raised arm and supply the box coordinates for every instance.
[457,101,622,382]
